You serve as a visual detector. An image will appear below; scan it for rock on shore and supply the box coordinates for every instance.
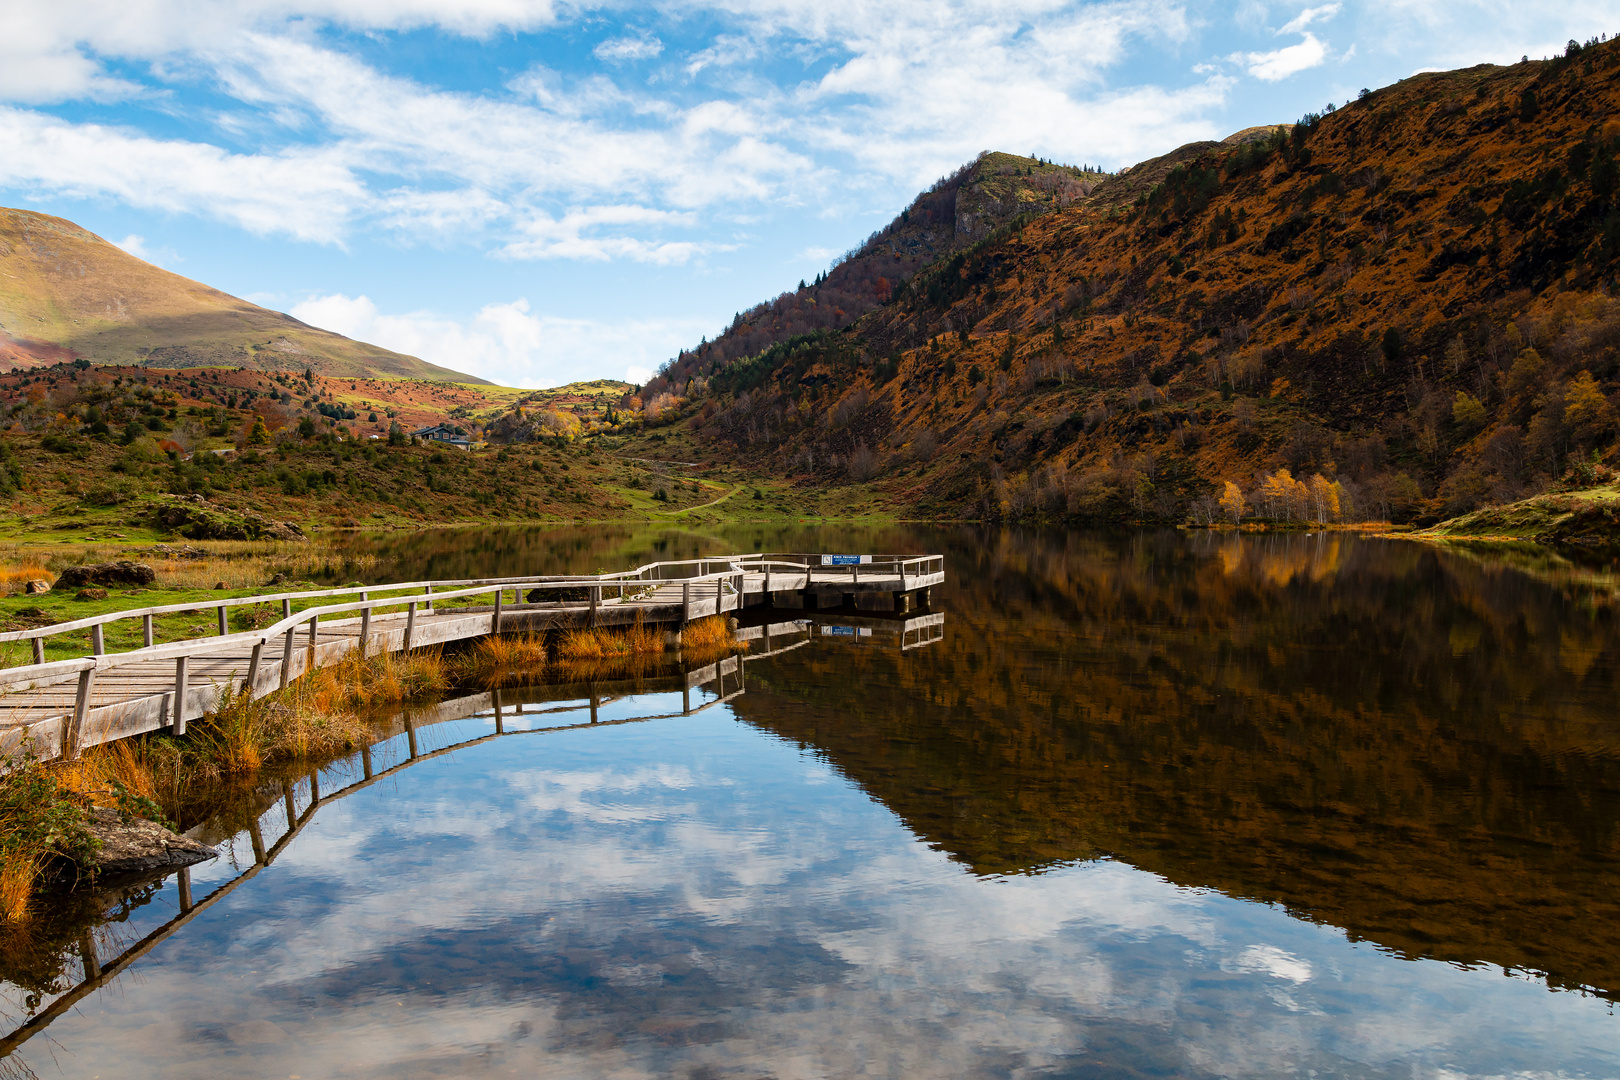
[83,808,216,875]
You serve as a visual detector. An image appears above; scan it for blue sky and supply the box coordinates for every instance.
[0,2,1610,388]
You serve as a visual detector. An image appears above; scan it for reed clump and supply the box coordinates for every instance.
[556,616,663,661]
[679,616,750,662]
[454,633,550,689]
[306,647,450,709]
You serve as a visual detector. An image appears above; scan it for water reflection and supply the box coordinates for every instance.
[3,528,1619,1078]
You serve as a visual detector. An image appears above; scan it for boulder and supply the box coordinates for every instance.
[55,561,157,588]
[24,579,51,594]
[81,807,216,876]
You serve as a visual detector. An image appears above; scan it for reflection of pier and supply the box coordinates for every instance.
[0,615,945,1058]
[0,553,944,762]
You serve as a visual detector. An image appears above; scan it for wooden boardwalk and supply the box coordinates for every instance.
[0,553,944,761]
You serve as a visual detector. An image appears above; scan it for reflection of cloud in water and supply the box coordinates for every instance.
[21,716,1620,1079]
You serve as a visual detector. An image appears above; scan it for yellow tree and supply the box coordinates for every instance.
[1564,370,1614,448]
[1262,468,1296,520]
[1219,481,1246,524]
[1308,473,1340,524]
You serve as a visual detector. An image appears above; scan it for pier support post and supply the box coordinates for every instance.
[404,602,417,653]
[172,656,189,736]
[681,581,691,628]
[492,588,503,635]
[359,602,372,658]
[589,586,599,628]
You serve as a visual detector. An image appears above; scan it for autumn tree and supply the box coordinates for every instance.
[1308,474,1341,524]
[1219,481,1246,524]
[1563,370,1614,450]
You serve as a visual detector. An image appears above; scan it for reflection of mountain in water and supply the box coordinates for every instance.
[730,530,1620,998]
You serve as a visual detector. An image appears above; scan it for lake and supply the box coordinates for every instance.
[4,526,1619,1077]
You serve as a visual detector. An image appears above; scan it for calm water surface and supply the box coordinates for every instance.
[4,526,1619,1078]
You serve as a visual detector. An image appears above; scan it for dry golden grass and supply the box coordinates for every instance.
[556,616,663,660]
[306,647,449,710]
[455,633,550,689]
[0,539,379,594]
[0,854,37,924]
[679,615,748,660]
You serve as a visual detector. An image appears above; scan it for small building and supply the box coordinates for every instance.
[411,424,474,450]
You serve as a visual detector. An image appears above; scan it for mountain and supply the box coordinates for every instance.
[0,208,485,384]
[644,37,1620,527]
[656,152,1109,381]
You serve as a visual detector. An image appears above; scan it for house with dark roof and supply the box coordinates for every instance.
[411,424,474,450]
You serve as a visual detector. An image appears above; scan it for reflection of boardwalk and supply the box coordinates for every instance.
[0,617,946,1058]
[0,553,943,761]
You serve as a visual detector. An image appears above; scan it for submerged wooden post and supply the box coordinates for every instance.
[142,613,154,649]
[172,656,189,735]
[493,687,503,734]
[91,624,104,656]
[177,866,192,912]
[248,817,266,865]
[405,717,418,759]
[283,782,297,832]
[404,601,417,653]
[589,688,599,724]
[79,930,100,980]
[361,743,373,780]
[308,770,319,803]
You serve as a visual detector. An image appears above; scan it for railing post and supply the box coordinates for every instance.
[306,613,319,674]
[172,656,189,736]
[359,602,371,659]
[281,598,292,620]
[64,665,95,759]
[404,601,417,653]
[681,580,691,627]
[283,782,297,832]
[405,717,418,759]
[589,586,599,628]
[425,584,433,612]
[246,639,264,697]
[248,817,266,865]
[216,604,228,636]
[280,626,295,690]
[31,637,43,665]
[177,867,192,912]
[493,686,504,734]
[361,743,373,780]
[492,587,502,635]
[91,624,104,656]
[143,614,154,649]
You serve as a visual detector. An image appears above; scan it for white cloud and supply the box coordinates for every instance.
[1246,32,1329,81]
[111,233,181,267]
[1278,4,1341,35]
[289,292,708,387]
[624,365,653,385]
[594,34,662,63]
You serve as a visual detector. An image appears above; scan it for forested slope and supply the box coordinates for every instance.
[644,37,1620,526]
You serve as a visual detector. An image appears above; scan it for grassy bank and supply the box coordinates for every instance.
[1410,481,1620,546]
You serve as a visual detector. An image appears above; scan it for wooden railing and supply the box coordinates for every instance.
[0,553,944,758]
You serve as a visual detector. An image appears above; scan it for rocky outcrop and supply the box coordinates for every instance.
[82,808,216,876]
[54,561,156,588]
[147,494,306,542]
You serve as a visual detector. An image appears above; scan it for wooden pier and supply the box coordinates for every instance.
[0,553,944,761]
